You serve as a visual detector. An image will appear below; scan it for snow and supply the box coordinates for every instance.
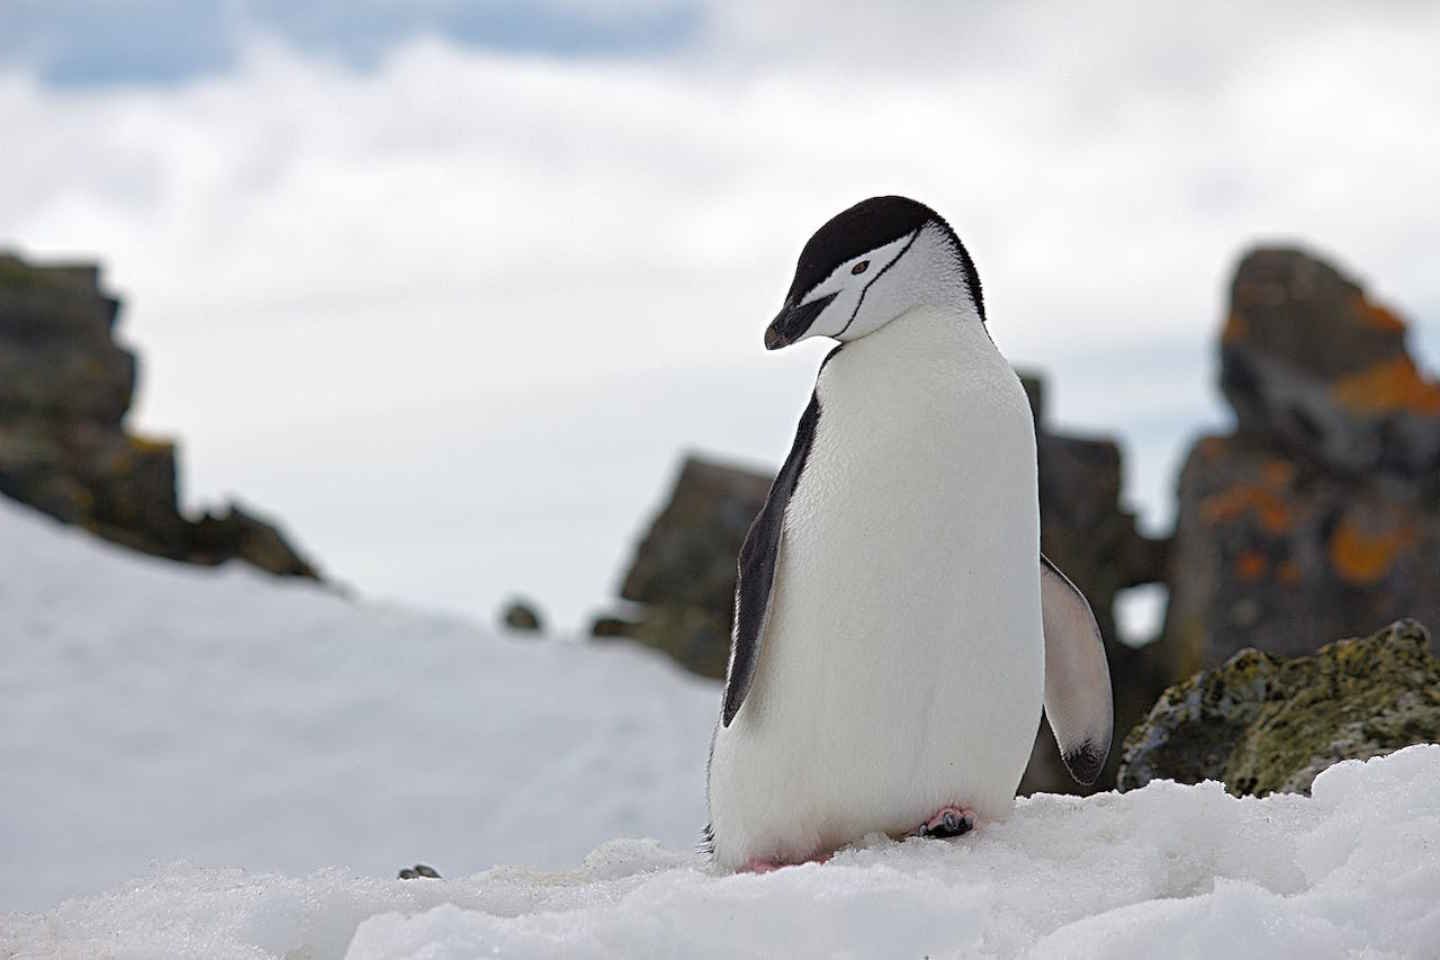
[0,497,718,914]
[6,747,1439,958]
[4,497,1440,958]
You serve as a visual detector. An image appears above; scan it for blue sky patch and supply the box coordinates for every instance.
[0,0,702,87]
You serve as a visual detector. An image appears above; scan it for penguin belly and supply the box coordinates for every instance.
[707,307,1043,870]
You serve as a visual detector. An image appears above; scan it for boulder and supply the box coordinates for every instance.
[619,455,772,618]
[0,250,320,580]
[1220,247,1440,477]
[604,455,770,675]
[0,255,133,424]
[1162,246,1440,676]
[1117,619,1440,796]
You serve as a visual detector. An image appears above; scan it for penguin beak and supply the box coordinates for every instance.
[765,293,837,350]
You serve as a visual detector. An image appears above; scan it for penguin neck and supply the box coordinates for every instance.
[839,303,993,371]
[818,303,1004,412]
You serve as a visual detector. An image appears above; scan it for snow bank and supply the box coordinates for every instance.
[5,747,1438,959]
[0,498,718,913]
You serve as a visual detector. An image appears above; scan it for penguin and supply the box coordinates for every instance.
[705,196,1113,872]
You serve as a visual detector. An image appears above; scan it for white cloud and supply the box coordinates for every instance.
[2,4,1437,627]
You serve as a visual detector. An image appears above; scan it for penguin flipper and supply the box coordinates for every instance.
[721,392,821,727]
[1039,554,1113,784]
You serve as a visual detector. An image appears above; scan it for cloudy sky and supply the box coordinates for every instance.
[3,1,1438,632]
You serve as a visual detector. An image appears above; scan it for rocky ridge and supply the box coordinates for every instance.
[0,251,318,579]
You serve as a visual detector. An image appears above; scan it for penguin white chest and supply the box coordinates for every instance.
[707,307,1043,869]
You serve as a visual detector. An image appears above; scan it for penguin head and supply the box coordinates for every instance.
[764,195,985,350]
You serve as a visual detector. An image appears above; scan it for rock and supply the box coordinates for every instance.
[619,456,772,618]
[0,254,133,424]
[501,599,544,633]
[607,455,769,676]
[397,864,442,880]
[1220,247,1440,477]
[1118,619,1440,796]
[0,250,320,580]
[1019,374,1171,796]
[1162,246,1440,676]
[590,616,639,640]
[1162,433,1440,676]
[188,504,320,578]
[628,603,732,679]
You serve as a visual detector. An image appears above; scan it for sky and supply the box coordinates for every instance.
[3,1,1438,633]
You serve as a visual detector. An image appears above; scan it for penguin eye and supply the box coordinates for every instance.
[851,260,870,276]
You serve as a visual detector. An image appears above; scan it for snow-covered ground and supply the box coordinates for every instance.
[5,747,1439,958]
[0,497,718,914]
[5,496,1440,958]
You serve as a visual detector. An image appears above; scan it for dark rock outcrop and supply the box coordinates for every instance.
[1162,247,1440,677]
[501,599,544,633]
[1017,373,1173,796]
[1118,619,1440,796]
[0,251,319,579]
[604,373,1171,793]
[599,455,769,672]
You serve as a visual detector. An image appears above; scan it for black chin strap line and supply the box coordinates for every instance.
[834,227,922,339]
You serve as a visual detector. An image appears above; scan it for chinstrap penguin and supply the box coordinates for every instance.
[705,196,1113,872]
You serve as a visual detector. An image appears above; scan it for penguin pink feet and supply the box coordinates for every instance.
[739,851,832,873]
[913,805,976,839]
[741,858,782,873]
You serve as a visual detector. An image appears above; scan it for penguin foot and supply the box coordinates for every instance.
[739,851,831,873]
[740,858,783,873]
[913,806,975,839]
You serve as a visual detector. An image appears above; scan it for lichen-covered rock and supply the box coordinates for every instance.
[1221,247,1440,476]
[0,250,319,580]
[1162,246,1440,676]
[1118,619,1440,796]
[1163,433,1440,676]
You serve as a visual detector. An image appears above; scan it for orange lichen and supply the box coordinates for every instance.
[1260,459,1295,487]
[1328,515,1414,585]
[1354,293,1407,334]
[128,434,175,456]
[1200,484,1294,534]
[1276,560,1302,584]
[1197,436,1229,461]
[1221,310,1248,344]
[1236,550,1269,581]
[1331,356,1440,417]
